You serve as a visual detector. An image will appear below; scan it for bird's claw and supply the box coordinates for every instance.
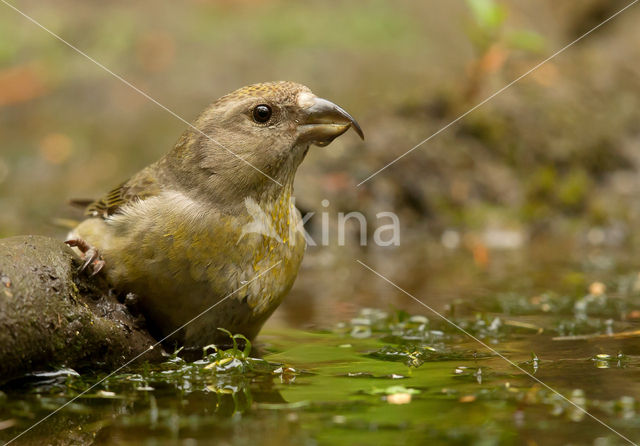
[65,238,105,276]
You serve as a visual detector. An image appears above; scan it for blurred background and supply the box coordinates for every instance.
[1,0,640,330]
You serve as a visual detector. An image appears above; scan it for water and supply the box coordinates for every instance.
[2,240,640,446]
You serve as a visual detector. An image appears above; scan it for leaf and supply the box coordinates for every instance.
[506,29,545,52]
[465,0,507,30]
[233,333,252,358]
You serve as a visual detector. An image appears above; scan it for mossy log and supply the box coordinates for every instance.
[0,235,162,384]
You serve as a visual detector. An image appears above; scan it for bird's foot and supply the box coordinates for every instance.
[65,238,105,276]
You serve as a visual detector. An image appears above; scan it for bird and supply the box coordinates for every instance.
[66,81,363,348]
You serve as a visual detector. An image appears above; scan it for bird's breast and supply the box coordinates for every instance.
[114,191,303,306]
[74,190,306,344]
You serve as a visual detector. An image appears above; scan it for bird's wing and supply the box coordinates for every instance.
[81,166,163,218]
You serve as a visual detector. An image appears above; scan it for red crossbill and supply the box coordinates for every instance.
[67,81,363,347]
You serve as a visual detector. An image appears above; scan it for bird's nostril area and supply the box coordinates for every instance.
[296,91,317,109]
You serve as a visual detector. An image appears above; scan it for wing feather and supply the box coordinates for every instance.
[83,166,163,218]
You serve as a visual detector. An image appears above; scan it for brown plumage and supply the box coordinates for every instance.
[67,81,363,347]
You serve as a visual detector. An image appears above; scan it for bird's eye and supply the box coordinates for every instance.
[252,104,272,123]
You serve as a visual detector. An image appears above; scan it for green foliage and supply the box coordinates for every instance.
[203,328,252,364]
[557,169,591,210]
[466,0,507,31]
[465,0,544,53]
[507,29,545,52]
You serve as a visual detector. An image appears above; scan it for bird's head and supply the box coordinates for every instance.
[168,81,363,204]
